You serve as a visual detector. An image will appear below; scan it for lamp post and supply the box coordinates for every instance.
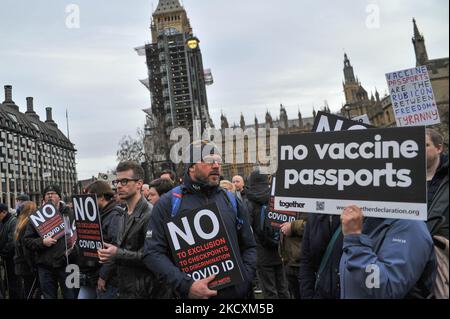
[344,104,352,119]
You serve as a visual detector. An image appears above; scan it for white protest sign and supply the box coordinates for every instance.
[386,65,440,127]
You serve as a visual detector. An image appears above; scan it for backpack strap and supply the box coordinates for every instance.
[170,186,184,218]
[315,224,342,291]
[260,205,267,232]
[221,189,243,230]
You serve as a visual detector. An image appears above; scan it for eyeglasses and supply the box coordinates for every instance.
[112,178,140,187]
[202,155,223,165]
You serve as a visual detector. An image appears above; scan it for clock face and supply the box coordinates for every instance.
[187,38,199,49]
[164,27,178,36]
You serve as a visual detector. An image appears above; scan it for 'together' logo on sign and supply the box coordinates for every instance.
[279,200,306,209]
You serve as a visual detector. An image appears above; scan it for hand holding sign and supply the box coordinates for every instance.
[280,222,293,236]
[165,203,245,290]
[43,237,57,247]
[341,205,364,236]
[98,242,118,263]
[29,202,65,240]
[188,275,218,299]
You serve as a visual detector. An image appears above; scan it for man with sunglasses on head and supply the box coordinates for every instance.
[97,161,168,299]
[144,141,256,299]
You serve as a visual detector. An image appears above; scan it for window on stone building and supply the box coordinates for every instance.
[7,113,18,123]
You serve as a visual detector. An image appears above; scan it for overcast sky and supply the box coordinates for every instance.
[0,0,448,179]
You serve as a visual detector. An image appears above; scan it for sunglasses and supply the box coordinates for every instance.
[112,178,140,187]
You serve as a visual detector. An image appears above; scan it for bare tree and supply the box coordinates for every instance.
[116,128,145,163]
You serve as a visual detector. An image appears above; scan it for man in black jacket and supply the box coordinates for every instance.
[143,141,256,299]
[0,203,20,299]
[23,185,77,299]
[232,175,248,202]
[97,161,164,299]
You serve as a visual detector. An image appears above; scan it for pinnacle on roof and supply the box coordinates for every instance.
[154,0,183,15]
[413,18,422,39]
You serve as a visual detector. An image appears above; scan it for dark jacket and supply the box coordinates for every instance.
[78,200,124,287]
[236,186,249,202]
[340,218,436,299]
[245,177,282,267]
[23,202,75,269]
[427,154,449,239]
[299,214,343,299]
[114,196,161,299]
[97,200,123,285]
[143,173,257,299]
[0,213,17,258]
[14,221,35,276]
[279,216,307,268]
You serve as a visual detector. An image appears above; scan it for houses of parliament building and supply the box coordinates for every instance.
[220,19,448,179]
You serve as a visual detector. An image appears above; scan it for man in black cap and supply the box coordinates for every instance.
[23,184,77,299]
[144,141,256,299]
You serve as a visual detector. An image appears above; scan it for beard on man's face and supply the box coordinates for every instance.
[207,168,221,186]
[194,167,221,186]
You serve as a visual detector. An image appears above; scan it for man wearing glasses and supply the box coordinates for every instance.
[98,161,168,299]
[144,141,256,299]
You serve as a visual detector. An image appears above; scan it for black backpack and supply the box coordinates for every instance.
[253,204,280,249]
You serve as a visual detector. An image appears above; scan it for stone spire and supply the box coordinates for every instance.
[412,18,429,66]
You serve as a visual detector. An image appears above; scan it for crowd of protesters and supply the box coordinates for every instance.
[0,129,448,300]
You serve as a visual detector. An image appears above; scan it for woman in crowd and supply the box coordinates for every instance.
[147,178,175,205]
[220,180,236,194]
[14,201,38,299]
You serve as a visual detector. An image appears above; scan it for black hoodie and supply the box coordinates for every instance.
[245,171,283,267]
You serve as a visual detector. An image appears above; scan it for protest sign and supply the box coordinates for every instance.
[265,196,299,229]
[165,203,244,290]
[386,65,440,127]
[268,113,373,226]
[312,111,374,132]
[29,202,65,240]
[271,126,427,220]
[72,194,104,260]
